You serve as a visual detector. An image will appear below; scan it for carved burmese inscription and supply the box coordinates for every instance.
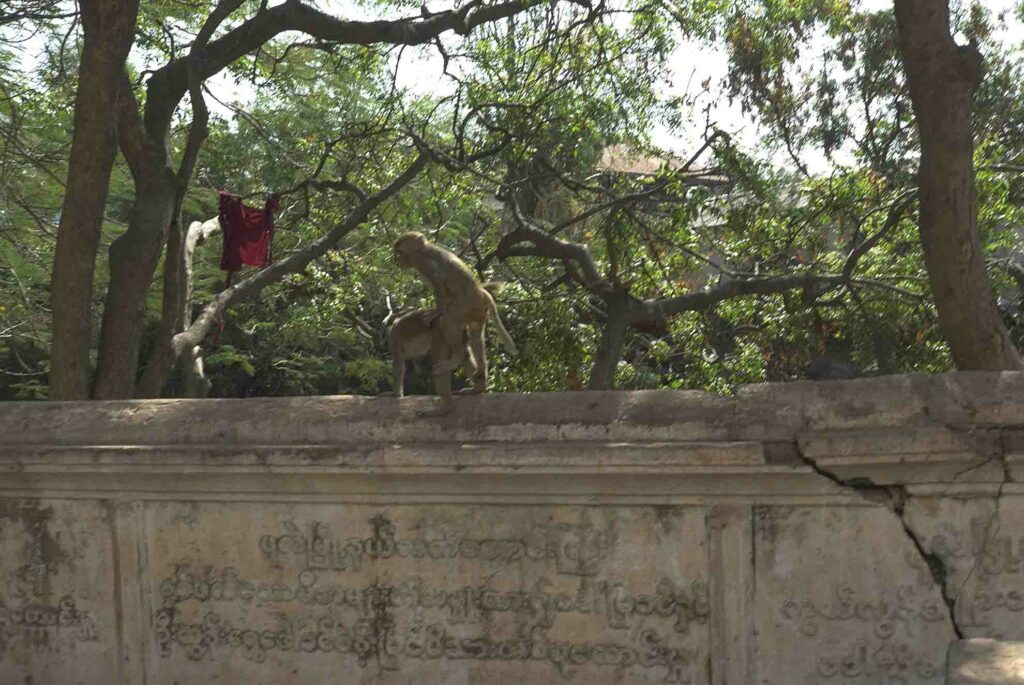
[147,504,710,684]
[753,506,956,684]
[904,497,1024,639]
[0,499,116,684]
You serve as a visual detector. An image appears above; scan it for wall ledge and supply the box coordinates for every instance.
[1,372,1021,501]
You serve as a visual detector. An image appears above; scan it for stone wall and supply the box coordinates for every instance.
[1,372,1022,684]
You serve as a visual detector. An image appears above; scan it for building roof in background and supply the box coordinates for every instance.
[597,144,729,186]
[598,145,684,175]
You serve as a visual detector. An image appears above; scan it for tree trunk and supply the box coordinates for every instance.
[587,285,630,390]
[136,217,218,397]
[134,214,186,398]
[92,177,178,399]
[894,0,1022,370]
[48,0,139,399]
[133,68,211,399]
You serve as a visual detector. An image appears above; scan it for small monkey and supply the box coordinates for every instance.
[387,283,505,416]
[393,232,516,389]
[387,307,476,415]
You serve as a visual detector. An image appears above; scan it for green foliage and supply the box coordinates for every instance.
[4,0,1024,400]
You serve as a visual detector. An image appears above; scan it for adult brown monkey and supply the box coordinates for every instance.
[393,232,516,407]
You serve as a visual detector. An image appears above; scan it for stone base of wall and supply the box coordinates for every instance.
[1,372,1023,684]
[947,639,1024,684]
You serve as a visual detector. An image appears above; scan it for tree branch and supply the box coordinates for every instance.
[114,72,153,179]
[176,62,209,185]
[495,207,898,334]
[143,0,548,136]
[169,153,430,357]
[652,272,844,319]
[136,217,221,397]
[193,0,246,50]
[496,206,610,291]
[841,191,917,280]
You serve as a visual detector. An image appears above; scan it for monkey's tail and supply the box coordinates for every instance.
[482,288,517,356]
[481,281,505,296]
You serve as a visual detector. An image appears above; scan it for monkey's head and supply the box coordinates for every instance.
[393,231,426,269]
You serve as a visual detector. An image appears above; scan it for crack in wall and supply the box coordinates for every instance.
[889,489,965,640]
[793,442,968,640]
[794,421,1021,644]
[950,452,1015,612]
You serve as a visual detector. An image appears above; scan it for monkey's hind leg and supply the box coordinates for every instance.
[455,322,487,396]
[417,319,457,417]
[432,352,468,376]
[429,299,475,377]
[417,371,454,417]
[389,355,406,398]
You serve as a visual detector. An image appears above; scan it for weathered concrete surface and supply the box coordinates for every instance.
[0,371,1022,684]
[947,639,1024,684]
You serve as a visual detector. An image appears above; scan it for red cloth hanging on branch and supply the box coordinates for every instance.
[213,191,279,344]
[218,191,279,277]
